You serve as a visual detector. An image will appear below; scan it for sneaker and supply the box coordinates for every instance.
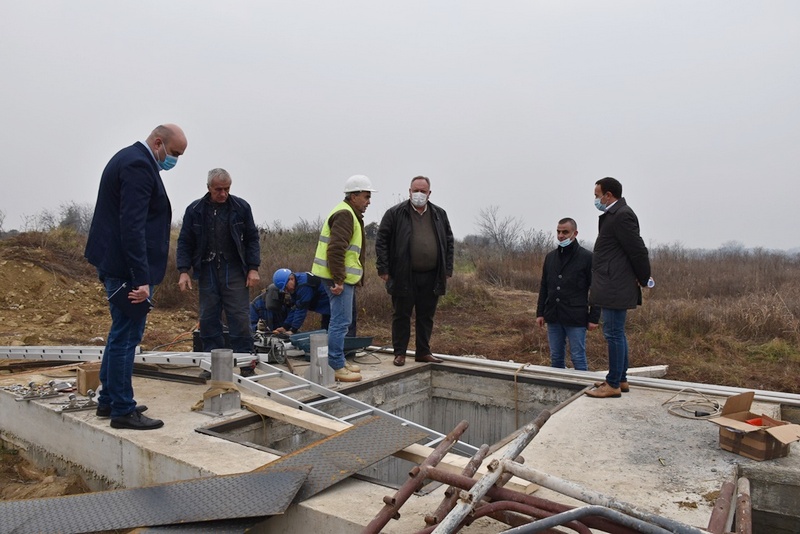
[344,361,361,373]
[96,404,148,418]
[334,367,362,383]
[110,410,164,430]
[594,380,629,393]
[585,383,622,398]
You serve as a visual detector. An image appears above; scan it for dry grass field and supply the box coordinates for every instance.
[1,227,799,395]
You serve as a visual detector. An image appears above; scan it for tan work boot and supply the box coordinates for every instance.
[594,380,629,393]
[586,383,622,398]
[334,366,362,382]
[344,361,361,373]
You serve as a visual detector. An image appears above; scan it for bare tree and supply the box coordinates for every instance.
[475,205,524,252]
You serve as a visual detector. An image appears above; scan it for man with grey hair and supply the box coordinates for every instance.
[177,168,261,377]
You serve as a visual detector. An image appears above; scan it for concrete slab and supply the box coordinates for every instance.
[1,353,799,533]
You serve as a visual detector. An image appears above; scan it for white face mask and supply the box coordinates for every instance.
[410,192,428,208]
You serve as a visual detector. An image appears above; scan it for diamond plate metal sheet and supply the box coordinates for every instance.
[258,415,428,502]
[0,466,310,534]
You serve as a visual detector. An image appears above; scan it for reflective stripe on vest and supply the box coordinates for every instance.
[311,201,363,284]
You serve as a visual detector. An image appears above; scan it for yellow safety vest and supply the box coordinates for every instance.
[311,201,364,284]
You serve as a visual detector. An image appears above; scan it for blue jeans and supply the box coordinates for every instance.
[601,308,629,388]
[546,323,588,370]
[323,283,354,370]
[199,261,253,354]
[99,277,148,418]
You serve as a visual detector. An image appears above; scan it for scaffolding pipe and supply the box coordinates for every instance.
[426,444,491,526]
[498,506,681,534]
[707,469,737,534]
[431,411,550,534]
[363,420,471,534]
[367,347,800,407]
[735,477,752,534]
[501,460,707,534]
[422,467,640,534]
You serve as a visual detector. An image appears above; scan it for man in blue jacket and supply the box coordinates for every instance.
[536,218,599,371]
[269,269,331,334]
[587,177,651,398]
[85,123,187,430]
[376,176,454,367]
[177,168,261,376]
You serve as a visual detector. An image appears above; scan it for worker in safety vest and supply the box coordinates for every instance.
[311,175,375,382]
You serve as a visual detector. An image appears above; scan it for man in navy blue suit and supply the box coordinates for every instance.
[85,124,187,430]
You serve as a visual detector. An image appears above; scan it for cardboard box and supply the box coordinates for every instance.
[76,362,102,396]
[709,391,800,461]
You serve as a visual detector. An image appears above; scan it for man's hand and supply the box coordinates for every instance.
[246,269,260,288]
[331,282,344,296]
[178,272,192,291]
[273,327,286,334]
[379,274,389,282]
[588,322,599,331]
[535,316,545,328]
[129,285,150,304]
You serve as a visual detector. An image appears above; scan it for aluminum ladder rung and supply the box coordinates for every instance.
[248,372,282,381]
[274,384,309,394]
[306,397,341,408]
[340,409,374,422]
[425,436,445,448]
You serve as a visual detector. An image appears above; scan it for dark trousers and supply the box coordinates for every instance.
[199,261,253,354]
[391,270,439,357]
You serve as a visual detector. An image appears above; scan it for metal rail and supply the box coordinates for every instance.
[0,346,479,457]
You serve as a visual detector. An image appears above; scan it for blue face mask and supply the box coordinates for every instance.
[594,198,606,212]
[158,143,178,171]
[558,238,572,248]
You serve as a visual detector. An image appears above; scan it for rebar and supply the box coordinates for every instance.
[735,477,752,534]
[707,470,737,534]
[498,506,682,534]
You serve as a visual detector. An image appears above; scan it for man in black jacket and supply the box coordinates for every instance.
[376,176,454,366]
[177,168,261,377]
[586,177,651,398]
[536,218,599,370]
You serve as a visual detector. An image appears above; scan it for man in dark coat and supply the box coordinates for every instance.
[587,177,651,398]
[536,218,600,370]
[177,168,260,377]
[85,123,187,430]
[376,176,454,367]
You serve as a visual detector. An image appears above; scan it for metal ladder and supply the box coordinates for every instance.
[0,346,479,456]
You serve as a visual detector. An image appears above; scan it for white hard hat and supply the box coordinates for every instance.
[343,174,377,193]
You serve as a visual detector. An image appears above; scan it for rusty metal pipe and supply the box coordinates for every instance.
[470,501,591,534]
[707,478,736,534]
[499,506,680,534]
[363,420,471,534]
[735,477,752,534]
[431,411,550,534]
[426,443,491,526]
[422,466,639,534]
[501,459,707,534]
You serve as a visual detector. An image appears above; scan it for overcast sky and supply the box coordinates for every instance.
[1,1,798,250]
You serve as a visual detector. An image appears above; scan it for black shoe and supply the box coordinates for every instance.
[239,367,256,378]
[110,410,164,430]
[96,404,148,418]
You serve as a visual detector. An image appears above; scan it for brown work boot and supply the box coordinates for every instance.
[594,380,629,393]
[586,383,622,398]
[334,367,362,382]
[344,361,361,373]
